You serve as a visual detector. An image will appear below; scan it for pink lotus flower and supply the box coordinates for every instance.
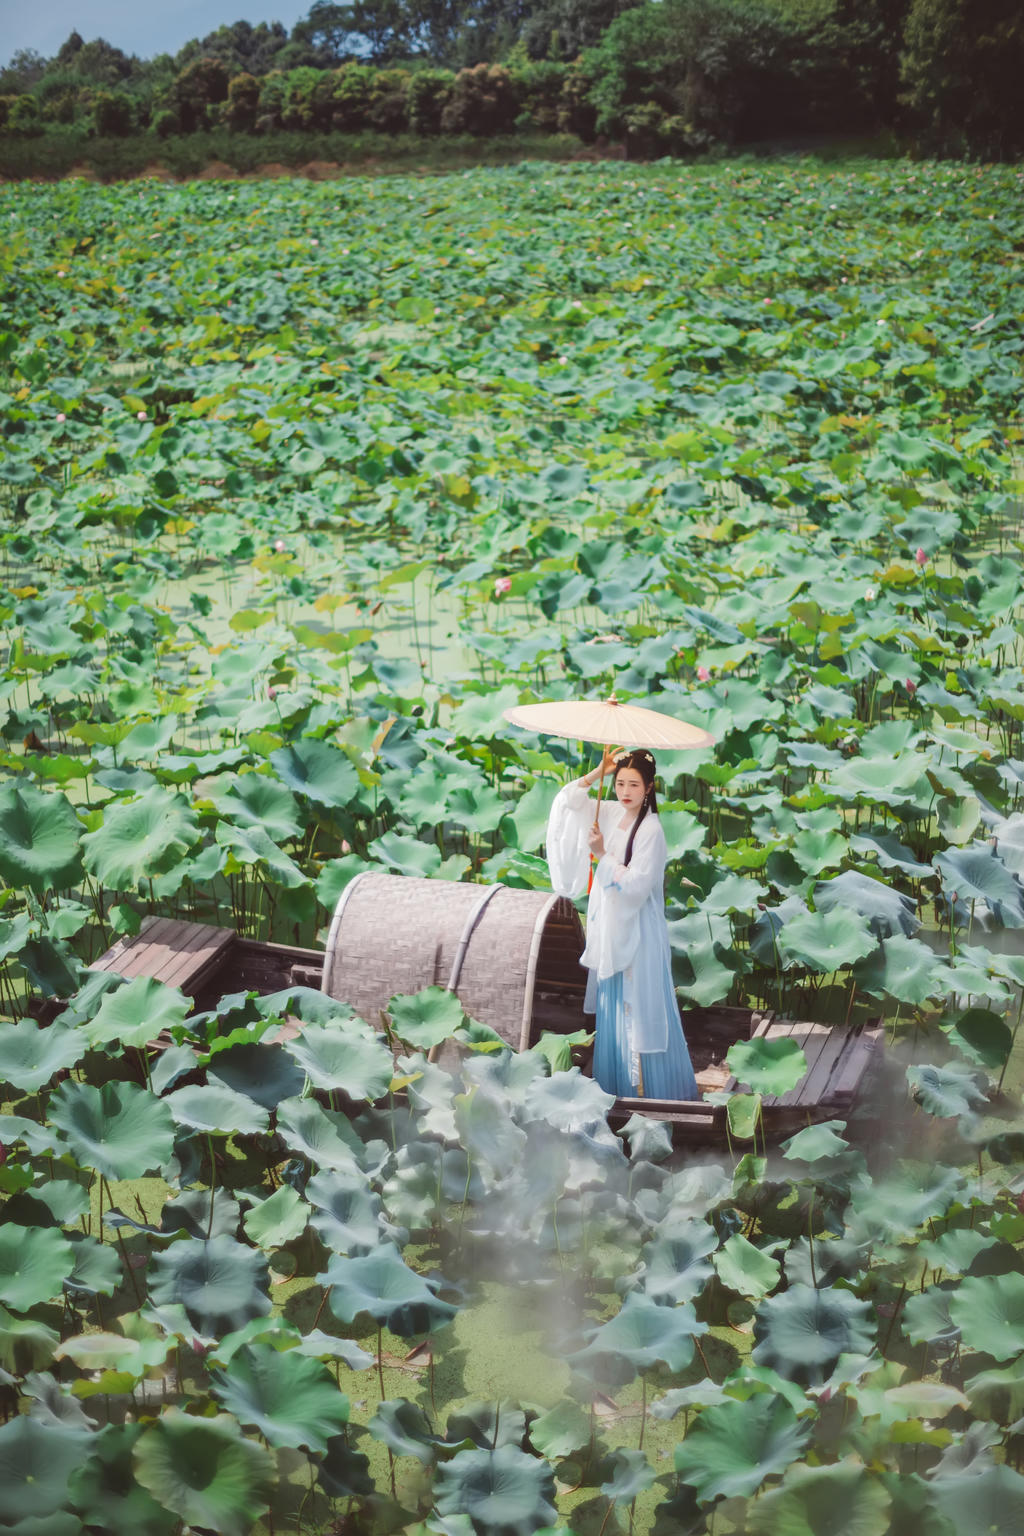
[696,665,710,682]
[915,547,927,566]
[906,679,917,695]
[56,412,66,424]
[136,409,146,420]
[274,539,286,553]
[494,576,512,597]
[341,839,351,853]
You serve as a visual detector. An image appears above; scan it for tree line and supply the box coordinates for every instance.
[1,0,1021,159]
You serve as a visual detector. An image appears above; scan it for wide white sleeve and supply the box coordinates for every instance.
[545,779,593,898]
[595,814,667,912]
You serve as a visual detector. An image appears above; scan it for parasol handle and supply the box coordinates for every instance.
[587,744,616,893]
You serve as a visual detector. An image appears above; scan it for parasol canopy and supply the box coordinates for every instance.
[502,693,715,753]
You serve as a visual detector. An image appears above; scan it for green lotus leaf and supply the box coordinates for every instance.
[147,1236,271,1338]
[934,844,1024,927]
[638,1223,717,1306]
[918,1228,996,1278]
[528,1400,592,1460]
[0,783,83,895]
[132,1408,274,1536]
[454,1085,528,1174]
[829,754,932,808]
[55,1329,170,1377]
[600,1447,658,1502]
[790,827,847,877]
[943,1007,1013,1069]
[0,1416,92,1521]
[433,1444,558,1535]
[620,1112,674,1164]
[161,1188,240,1241]
[49,1080,175,1182]
[317,1433,375,1498]
[304,1169,381,1254]
[777,908,875,972]
[209,1342,349,1452]
[569,1294,704,1387]
[206,1041,305,1108]
[0,1226,75,1313]
[84,975,190,1050]
[446,1401,526,1452]
[845,1162,965,1246]
[242,1185,308,1250]
[948,1273,1024,1363]
[0,1305,60,1375]
[752,1284,875,1385]
[164,1082,270,1136]
[714,1233,782,1301]
[853,934,954,1004]
[503,779,559,852]
[673,1393,811,1504]
[215,821,308,888]
[285,1020,393,1100]
[0,1019,81,1093]
[63,1234,121,1298]
[68,1422,177,1536]
[667,911,739,1007]
[81,786,199,890]
[965,1363,1024,1425]
[269,738,359,809]
[901,1286,959,1349]
[907,1062,989,1121]
[207,771,303,841]
[369,829,442,877]
[813,870,919,939]
[276,1096,364,1173]
[928,1465,1024,1536]
[748,1457,892,1536]
[366,1397,437,1464]
[321,1243,458,1337]
[388,986,466,1049]
[290,1329,375,1372]
[726,1036,808,1096]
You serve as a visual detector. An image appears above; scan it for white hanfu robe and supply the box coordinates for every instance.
[546,779,698,1097]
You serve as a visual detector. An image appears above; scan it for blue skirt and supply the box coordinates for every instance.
[592,969,699,1101]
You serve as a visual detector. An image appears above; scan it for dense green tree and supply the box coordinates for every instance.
[225,72,261,131]
[406,67,455,131]
[0,50,48,94]
[173,56,230,133]
[519,0,644,60]
[91,90,135,136]
[900,0,1024,156]
[174,21,292,77]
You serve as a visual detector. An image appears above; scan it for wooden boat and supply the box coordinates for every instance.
[89,892,884,1147]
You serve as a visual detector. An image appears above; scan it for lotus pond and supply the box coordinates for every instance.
[1,159,1024,1534]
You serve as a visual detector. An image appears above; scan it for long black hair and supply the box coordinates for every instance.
[615,749,658,866]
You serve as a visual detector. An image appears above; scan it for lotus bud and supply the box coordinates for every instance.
[915,547,927,566]
[56,412,66,424]
[494,576,512,597]
[697,665,711,682]
[906,679,917,695]
[137,409,147,420]
[341,839,351,854]
[865,587,876,601]
[274,539,285,552]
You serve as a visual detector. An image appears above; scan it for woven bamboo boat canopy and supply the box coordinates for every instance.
[322,872,587,1050]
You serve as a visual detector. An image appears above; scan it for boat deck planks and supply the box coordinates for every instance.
[90,916,235,996]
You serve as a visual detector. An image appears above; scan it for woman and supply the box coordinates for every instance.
[546,748,699,1100]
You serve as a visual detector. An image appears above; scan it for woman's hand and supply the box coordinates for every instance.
[588,824,606,858]
[583,749,621,788]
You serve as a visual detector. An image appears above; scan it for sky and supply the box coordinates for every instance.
[1,0,314,64]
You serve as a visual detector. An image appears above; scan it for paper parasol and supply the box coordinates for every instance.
[502,693,715,753]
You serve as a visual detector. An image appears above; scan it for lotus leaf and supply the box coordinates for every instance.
[0,1019,81,1093]
[68,1422,177,1536]
[285,1020,392,1100]
[49,1080,175,1182]
[366,1397,437,1463]
[748,1456,892,1536]
[0,1416,92,1522]
[388,986,467,1050]
[147,1236,271,1338]
[85,975,190,1050]
[0,1226,75,1313]
[599,1447,658,1502]
[901,1286,959,1349]
[317,1432,375,1498]
[853,935,954,1005]
[215,821,308,888]
[570,1293,704,1386]
[321,1244,458,1336]
[714,1233,782,1300]
[777,908,875,972]
[211,772,303,840]
[726,1036,808,1097]
[813,871,919,939]
[81,787,199,889]
[528,1400,591,1460]
[927,1465,1024,1536]
[0,1306,60,1377]
[161,1189,240,1241]
[206,1040,305,1107]
[276,1096,364,1173]
[942,1008,1013,1069]
[433,1443,558,1535]
[947,1274,1024,1363]
[934,844,1024,927]
[673,1393,811,1504]
[210,1342,349,1452]
[0,783,83,895]
[63,1234,121,1297]
[164,1082,270,1136]
[638,1223,717,1305]
[446,1401,526,1452]
[243,1185,308,1250]
[752,1285,875,1385]
[269,739,359,808]
[907,1063,989,1121]
[304,1169,381,1254]
[132,1408,274,1536]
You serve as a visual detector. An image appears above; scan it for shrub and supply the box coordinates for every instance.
[8,94,41,135]
[151,109,179,139]
[407,69,454,135]
[367,69,410,132]
[900,0,1024,157]
[174,56,229,133]
[330,63,379,131]
[92,91,134,137]
[510,59,567,131]
[225,72,260,132]
[0,96,13,131]
[441,64,520,135]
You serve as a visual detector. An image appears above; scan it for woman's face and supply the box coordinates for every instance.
[614,766,646,813]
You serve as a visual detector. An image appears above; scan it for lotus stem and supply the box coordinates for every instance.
[694,1337,712,1378]
[311,1284,332,1332]
[638,1372,647,1451]
[377,1322,385,1401]
[881,1281,907,1357]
